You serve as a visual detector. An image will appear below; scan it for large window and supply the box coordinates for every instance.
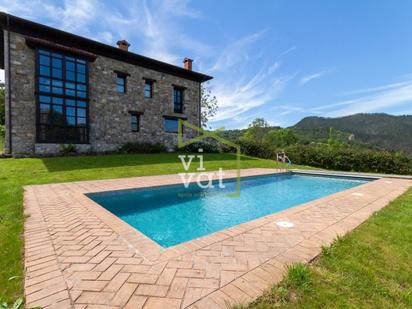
[36,49,88,144]
[164,117,179,133]
[173,87,184,113]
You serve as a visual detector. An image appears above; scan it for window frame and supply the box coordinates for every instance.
[163,116,185,133]
[130,112,141,132]
[173,86,184,113]
[144,79,154,98]
[115,73,127,93]
[35,48,90,144]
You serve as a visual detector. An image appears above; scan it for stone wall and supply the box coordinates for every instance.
[4,31,201,156]
[4,30,37,156]
[88,53,200,152]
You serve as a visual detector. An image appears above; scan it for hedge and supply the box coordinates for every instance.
[286,144,412,175]
[232,139,412,175]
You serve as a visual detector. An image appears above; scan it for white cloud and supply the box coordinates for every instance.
[209,29,268,73]
[278,45,296,57]
[0,0,208,65]
[299,70,328,86]
[0,70,4,84]
[312,79,412,117]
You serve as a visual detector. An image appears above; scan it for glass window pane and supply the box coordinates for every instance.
[52,80,63,87]
[66,107,76,116]
[52,87,63,94]
[77,84,86,91]
[77,74,86,83]
[66,71,75,81]
[39,49,49,55]
[77,117,86,125]
[39,95,51,103]
[39,85,51,93]
[77,63,85,73]
[77,100,87,107]
[53,105,63,114]
[164,118,178,132]
[66,89,76,96]
[116,77,125,85]
[66,99,76,106]
[116,84,125,93]
[52,58,62,68]
[40,103,50,112]
[52,68,62,78]
[40,77,50,85]
[66,116,76,126]
[40,66,50,76]
[77,108,86,117]
[66,61,75,71]
[52,97,63,105]
[52,53,62,58]
[39,55,50,66]
[77,91,86,98]
[66,82,76,89]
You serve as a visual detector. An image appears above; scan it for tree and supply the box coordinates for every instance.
[264,128,298,148]
[242,118,270,143]
[200,82,218,128]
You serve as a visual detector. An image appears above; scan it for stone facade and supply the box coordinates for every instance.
[4,30,202,156]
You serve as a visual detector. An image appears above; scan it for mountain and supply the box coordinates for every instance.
[292,113,412,154]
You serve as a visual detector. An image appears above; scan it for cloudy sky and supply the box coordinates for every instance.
[1,0,412,128]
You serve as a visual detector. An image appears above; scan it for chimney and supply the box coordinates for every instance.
[183,58,193,71]
[116,40,130,51]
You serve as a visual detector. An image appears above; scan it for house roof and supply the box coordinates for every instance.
[0,12,213,83]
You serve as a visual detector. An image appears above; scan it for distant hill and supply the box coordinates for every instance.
[292,113,412,154]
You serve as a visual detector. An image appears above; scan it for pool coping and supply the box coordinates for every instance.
[23,168,412,308]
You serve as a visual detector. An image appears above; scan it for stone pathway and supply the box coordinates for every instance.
[23,169,412,308]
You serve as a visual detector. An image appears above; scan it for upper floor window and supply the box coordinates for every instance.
[36,48,88,144]
[164,117,179,133]
[116,73,126,93]
[144,79,153,98]
[130,112,140,132]
[173,87,184,113]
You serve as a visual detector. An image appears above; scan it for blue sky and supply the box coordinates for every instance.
[1,0,412,129]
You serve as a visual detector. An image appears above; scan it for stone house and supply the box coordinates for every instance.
[0,13,212,156]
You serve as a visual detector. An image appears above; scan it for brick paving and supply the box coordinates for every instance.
[23,169,412,308]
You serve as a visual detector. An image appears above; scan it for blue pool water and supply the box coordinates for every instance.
[87,174,369,248]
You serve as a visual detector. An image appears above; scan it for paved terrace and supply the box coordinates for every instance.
[23,168,412,308]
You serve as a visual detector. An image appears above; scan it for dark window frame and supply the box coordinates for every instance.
[144,79,154,98]
[35,48,89,144]
[116,73,127,93]
[130,112,141,132]
[163,116,186,133]
[173,86,184,113]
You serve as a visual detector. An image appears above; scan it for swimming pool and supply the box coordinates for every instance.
[87,173,370,248]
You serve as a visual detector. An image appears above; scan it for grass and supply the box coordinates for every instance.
[0,152,297,304]
[239,187,412,309]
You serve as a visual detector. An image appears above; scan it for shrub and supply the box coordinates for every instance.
[59,144,77,155]
[238,139,276,159]
[179,139,221,153]
[119,142,166,154]
[285,144,412,175]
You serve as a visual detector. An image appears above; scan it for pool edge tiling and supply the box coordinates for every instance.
[23,169,412,309]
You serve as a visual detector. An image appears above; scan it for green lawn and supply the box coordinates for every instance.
[0,152,296,304]
[240,187,412,309]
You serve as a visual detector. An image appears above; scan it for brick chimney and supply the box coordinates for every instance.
[116,40,130,51]
[183,58,193,71]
